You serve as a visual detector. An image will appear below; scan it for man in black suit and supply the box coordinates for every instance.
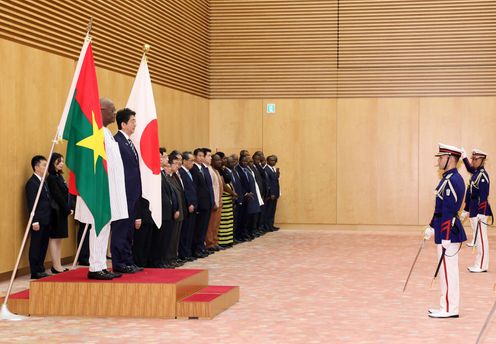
[190,148,214,258]
[112,108,143,273]
[167,153,186,267]
[227,155,244,243]
[149,148,178,268]
[249,154,266,237]
[178,152,198,261]
[25,155,52,279]
[265,155,280,231]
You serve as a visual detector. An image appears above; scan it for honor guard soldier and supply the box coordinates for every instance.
[460,148,492,272]
[423,143,467,318]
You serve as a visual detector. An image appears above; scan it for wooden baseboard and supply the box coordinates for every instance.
[0,256,75,282]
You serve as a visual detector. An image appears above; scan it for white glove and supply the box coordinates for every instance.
[441,239,451,249]
[461,147,467,159]
[423,226,434,240]
[460,211,469,222]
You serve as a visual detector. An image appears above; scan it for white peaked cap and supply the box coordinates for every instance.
[472,148,488,157]
[435,143,463,157]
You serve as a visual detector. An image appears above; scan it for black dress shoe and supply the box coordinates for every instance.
[51,267,69,274]
[103,269,122,278]
[113,265,136,274]
[272,226,280,230]
[88,270,114,280]
[131,264,144,272]
[185,256,196,261]
[31,272,49,279]
[216,245,227,250]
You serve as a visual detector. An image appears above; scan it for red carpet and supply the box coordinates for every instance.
[182,286,237,302]
[9,289,29,299]
[36,268,205,284]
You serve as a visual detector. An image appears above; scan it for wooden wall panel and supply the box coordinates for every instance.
[209,99,263,154]
[0,0,209,98]
[210,0,338,98]
[419,97,496,225]
[337,98,419,225]
[262,99,337,224]
[0,38,208,275]
[338,0,496,97]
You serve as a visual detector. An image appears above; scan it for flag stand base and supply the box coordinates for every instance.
[0,304,26,321]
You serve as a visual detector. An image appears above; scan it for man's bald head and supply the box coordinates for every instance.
[100,98,116,127]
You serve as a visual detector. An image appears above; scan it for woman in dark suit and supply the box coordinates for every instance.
[47,152,72,273]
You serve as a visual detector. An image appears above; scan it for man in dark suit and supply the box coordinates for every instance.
[265,155,280,231]
[236,155,261,241]
[25,155,52,279]
[168,153,186,267]
[149,148,178,268]
[112,108,143,273]
[190,148,214,258]
[227,155,244,243]
[178,152,198,261]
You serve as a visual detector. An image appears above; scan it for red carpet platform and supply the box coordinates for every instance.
[3,268,239,319]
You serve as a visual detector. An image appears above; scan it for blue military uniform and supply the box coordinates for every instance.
[461,149,492,272]
[462,158,492,218]
[430,168,467,244]
[425,143,466,318]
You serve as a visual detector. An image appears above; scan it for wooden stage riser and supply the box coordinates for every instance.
[176,287,240,319]
[29,270,209,318]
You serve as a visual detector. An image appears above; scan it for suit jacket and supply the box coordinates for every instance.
[236,166,260,214]
[161,171,177,222]
[26,174,52,225]
[47,173,70,230]
[226,167,245,204]
[256,163,270,198]
[190,164,213,211]
[114,131,142,215]
[178,167,198,211]
[265,165,280,198]
[169,174,186,221]
[250,164,266,198]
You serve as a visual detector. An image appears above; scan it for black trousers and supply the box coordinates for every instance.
[111,217,135,269]
[133,222,154,268]
[29,224,50,274]
[193,209,211,254]
[266,198,278,228]
[76,222,90,263]
[165,221,182,264]
[234,204,246,240]
[179,213,196,259]
[246,212,259,237]
[149,220,174,267]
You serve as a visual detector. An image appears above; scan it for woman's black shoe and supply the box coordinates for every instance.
[51,267,69,274]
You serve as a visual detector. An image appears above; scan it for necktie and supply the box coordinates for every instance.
[43,181,50,199]
[128,139,138,161]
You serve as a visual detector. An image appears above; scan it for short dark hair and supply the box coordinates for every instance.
[182,151,193,161]
[159,147,167,155]
[116,108,136,130]
[240,149,249,157]
[48,152,64,175]
[193,148,203,156]
[216,151,225,158]
[170,150,181,158]
[31,155,47,171]
[202,147,212,155]
[169,154,180,164]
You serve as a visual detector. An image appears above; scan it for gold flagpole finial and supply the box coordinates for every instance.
[86,17,93,38]
[143,44,151,55]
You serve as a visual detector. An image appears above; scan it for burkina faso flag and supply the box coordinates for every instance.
[57,37,111,234]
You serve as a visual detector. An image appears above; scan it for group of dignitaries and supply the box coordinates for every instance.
[25,98,281,280]
[422,143,492,318]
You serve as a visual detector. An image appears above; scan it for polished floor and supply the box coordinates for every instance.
[1,228,496,343]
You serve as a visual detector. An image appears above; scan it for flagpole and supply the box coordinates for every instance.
[72,223,90,269]
[1,19,94,321]
[1,135,58,321]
